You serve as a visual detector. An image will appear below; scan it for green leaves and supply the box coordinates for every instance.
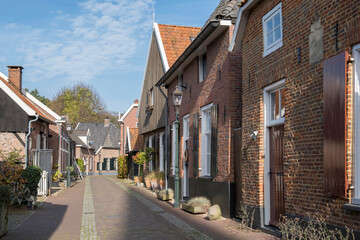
[50,83,114,126]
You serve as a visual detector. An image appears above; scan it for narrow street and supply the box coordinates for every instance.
[3,176,276,240]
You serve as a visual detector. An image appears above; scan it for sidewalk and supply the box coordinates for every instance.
[107,176,278,240]
[3,180,85,240]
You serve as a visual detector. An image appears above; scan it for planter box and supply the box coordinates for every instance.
[52,182,60,187]
[157,190,174,201]
[0,201,8,237]
[182,202,209,214]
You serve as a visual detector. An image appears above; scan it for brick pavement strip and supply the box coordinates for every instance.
[105,176,211,240]
[80,177,98,240]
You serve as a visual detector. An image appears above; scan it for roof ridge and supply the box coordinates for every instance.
[157,23,201,29]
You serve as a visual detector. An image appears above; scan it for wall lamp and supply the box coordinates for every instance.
[249,130,258,141]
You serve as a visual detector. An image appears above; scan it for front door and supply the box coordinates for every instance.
[269,124,285,226]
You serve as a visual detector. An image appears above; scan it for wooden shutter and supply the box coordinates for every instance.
[153,135,158,170]
[167,125,171,176]
[211,104,219,178]
[193,112,199,177]
[323,51,349,197]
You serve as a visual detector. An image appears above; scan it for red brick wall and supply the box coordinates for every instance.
[167,25,242,183]
[240,0,360,230]
[120,105,138,155]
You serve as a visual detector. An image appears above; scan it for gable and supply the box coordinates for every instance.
[138,32,166,135]
[0,87,29,132]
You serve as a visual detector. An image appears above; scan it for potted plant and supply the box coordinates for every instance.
[133,151,146,183]
[52,169,62,187]
[156,171,165,189]
[144,171,155,189]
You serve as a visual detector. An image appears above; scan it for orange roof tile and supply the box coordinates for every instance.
[0,76,55,124]
[158,24,201,67]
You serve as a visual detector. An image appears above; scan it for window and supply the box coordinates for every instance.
[262,3,283,56]
[354,44,360,204]
[265,81,285,127]
[183,114,190,156]
[149,136,153,172]
[201,103,213,176]
[159,133,164,171]
[199,53,207,82]
[148,88,154,106]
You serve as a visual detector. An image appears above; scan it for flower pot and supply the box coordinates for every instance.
[144,178,151,189]
[159,179,165,189]
[150,179,160,191]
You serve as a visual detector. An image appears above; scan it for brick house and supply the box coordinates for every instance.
[118,99,139,156]
[23,91,74,173]
[230,0,360,234]
[0,66,57,165]
[75,119,120,175]
[155,0,241,218]
[138,21,201,177]
[71,130,95,175]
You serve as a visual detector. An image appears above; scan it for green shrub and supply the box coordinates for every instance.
[0,161,27,205]
[22,166,42,197]
[0,185,10,204]
[77,158,85,173]
[117,155,128,178]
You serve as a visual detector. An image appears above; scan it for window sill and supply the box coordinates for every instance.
[343,203,360,212]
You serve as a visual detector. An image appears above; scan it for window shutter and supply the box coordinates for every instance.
[167,125,171,176]
[193,112,199,177]
[323,51,349,197]
[211,104,219,178]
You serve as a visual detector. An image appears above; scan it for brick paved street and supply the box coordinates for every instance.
[3,176,277,240]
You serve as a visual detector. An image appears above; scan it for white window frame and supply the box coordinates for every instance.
[353,44,360,204]
[198,53,207,82]
[172,122,176,175]
[183,114,190,197]
[159,133,164,172]
[263,79,285,225]
[148,136,153,172]
[150,88,154,106]
[262,3,283,57]
[200,103,213,176]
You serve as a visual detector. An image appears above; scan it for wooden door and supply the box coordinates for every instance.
[269,124,284,226]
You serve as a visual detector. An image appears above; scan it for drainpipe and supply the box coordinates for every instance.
[25,114,39,168]
[158,85,168,189]
[58,123,62,171]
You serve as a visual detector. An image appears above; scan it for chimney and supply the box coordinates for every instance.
[134,99,139,104]
[7,66,24,90]
[104,117,110,127]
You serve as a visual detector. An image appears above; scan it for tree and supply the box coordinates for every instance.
[50,83,110,126]
[25,88,50,106]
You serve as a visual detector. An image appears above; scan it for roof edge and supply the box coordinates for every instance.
[156,20,230,87]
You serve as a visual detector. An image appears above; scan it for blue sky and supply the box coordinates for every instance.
[0,0,220,113]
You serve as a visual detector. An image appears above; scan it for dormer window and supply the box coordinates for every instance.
[262,3,283,56]
[199,53,207,82]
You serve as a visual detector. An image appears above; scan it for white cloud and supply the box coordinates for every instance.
[16,0,154,83]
